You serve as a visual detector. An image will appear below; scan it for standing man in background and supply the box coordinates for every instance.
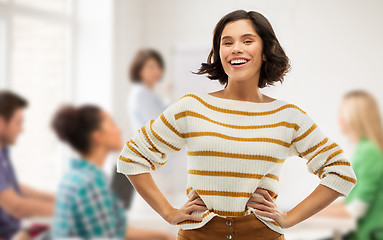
[0,90,55,240]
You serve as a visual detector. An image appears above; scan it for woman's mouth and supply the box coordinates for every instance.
[228,59,249,69]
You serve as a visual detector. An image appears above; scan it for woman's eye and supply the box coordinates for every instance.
[244,40,252,44]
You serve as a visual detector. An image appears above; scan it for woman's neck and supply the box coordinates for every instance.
[81,147,108,168]
[348,132,361,147]
[142,80,154,90]
[222,76,267,102]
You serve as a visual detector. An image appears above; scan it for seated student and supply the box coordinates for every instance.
[51,104,175,240]
[315,90,383,240]
[0,90,55,240]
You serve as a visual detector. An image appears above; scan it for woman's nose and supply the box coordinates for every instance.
[232,44,243,54]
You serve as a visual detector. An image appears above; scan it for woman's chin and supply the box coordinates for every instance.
[229,73,253,81]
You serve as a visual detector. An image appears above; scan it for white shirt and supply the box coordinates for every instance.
[127,82,169,132]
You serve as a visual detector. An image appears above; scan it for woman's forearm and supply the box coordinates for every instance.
[313,199,351,218]
[126,172,175,221]
[286,184,342,227]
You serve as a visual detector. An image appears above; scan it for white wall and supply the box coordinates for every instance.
[74,0,113,110]
[113,0,383,211]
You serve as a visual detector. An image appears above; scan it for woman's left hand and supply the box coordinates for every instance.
[246,188,290,228]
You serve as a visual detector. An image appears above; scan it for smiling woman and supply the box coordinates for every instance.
[116,9,357,240]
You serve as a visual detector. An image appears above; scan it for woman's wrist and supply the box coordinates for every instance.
[282,185,341,228]
[162,205,177,223]
[284,211,296,228]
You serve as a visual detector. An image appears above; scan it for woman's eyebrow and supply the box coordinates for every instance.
[221,33,257,40]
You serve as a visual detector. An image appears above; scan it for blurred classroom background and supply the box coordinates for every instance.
[0,0,382,239]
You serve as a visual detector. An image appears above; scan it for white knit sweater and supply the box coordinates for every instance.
[117,92,357,234]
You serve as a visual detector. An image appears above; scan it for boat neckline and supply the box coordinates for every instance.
[200,92,280,106]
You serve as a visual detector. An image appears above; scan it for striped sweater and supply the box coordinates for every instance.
[117,92,357,234]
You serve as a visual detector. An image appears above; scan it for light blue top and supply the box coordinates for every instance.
[128,82,169,132]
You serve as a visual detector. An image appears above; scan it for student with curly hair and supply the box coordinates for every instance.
[51,105,174,239]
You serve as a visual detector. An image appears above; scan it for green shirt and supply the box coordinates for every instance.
[345,137,383,240]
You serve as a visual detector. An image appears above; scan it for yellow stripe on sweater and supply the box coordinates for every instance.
[317,161,351,178]
[187,169,279,181]
[130,139,167,166]
[175,110,299,130]
[321,171,357,184]
[315,149,344,176]
[307,142,338,164]
[300,137,329,157]
[160,113,183,138]
[186,187,278,199]
[141,126,161,153]
[291,123,317,143]
[119,155,133,163]
[187,151,285,163]
[180,94,307,116]
[125,140,156,170]
[150,119,181,151]
[182,132,291,147]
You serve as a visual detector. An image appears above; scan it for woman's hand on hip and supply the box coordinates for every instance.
[246,188,290,228]
[165,191,209,225]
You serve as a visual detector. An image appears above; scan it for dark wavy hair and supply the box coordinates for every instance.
[193,9,291,88]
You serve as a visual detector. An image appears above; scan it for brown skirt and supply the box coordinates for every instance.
[177,213,285,240]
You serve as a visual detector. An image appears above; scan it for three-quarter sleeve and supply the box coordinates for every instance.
[117,96,187,175]
[290,109,357,197]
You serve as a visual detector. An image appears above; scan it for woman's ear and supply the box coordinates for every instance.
[262,54,266,61]
[91,129,104,145]
[0,116,4,135]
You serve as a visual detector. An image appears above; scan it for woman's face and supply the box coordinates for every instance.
[219,19,266,83]
[140,57,163,86]
[94,111,123,151]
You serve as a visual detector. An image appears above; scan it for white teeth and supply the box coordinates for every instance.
[230,59,248,64]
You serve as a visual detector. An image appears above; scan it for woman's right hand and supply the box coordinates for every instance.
[165,191,209,225]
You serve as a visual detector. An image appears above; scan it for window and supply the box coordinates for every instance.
[0,0,73,191]
[13,0,69,14]
[0,20,4,87]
